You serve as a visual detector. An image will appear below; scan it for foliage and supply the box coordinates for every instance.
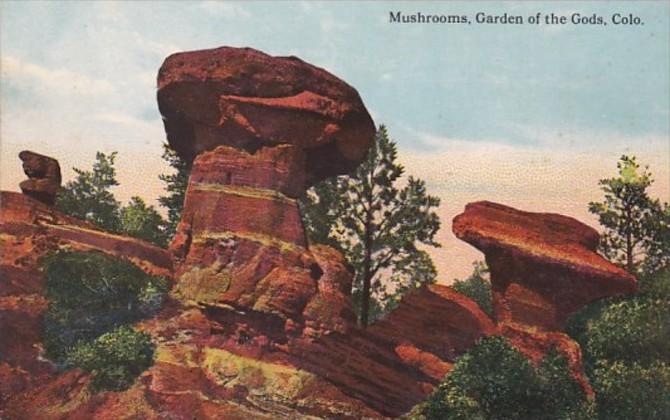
[588,155,668,274]
[451,261,493,317]
[642,202,670,275]
[413,336,592,420]
[56,151,122,232]
[568,269,670,369]
[158,143,190,239]
[300,125,441,326]
[589,360,670,420]
[566,268,670,419]
[56,151,170,247]
[66,326,154,392]
[42,250,168,362]
[121,196,169,247]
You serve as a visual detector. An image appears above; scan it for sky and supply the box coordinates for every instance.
[1,1,669,281]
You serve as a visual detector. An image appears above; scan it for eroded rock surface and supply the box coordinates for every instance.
[0,191,173,402]
[452,201,637,330]
[452,200,639,397]
[18,151,61,205]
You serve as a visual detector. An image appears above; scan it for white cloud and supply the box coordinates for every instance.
[1,55,115,96]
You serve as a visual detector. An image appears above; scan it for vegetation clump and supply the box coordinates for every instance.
[66,326,154,392]
[43,250,167,391]
[413,336,593,420]
[566,268,670,419]
[451,261,493,317]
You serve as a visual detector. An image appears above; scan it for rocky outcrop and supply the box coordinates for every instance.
[0,191,173,402]
[18,151,61,205]
[452,201,637,331]
[4,283,494,419]
[452,201,638,396]
[157,46,375,184]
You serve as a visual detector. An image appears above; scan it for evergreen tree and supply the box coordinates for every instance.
[56,151,122,232]
[300,125,441,326]
[158,144,190,239]
[452,261,493,317]
[588,155,668,274]
[120,196,169,247]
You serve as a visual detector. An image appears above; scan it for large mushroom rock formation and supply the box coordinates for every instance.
[18,151,62,205]
[161,47,374,327]
[0,191,173,401]
[452,201,637,331]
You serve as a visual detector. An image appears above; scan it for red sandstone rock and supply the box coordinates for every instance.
[500,321,594,397]
[157,46,375,183]
[0,191,173,402]
[452,201,637,330]
[4,283,494,418]
[18,151,61,205]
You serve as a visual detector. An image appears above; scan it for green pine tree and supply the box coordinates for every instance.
[300,125,441,327]
[56,151,122,232]
[588,155,668,274]
[158,144,190,240]
[120,196,169,247]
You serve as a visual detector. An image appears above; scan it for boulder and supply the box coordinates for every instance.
[18,151,61,205]
[452,201,637,331]
[157,46,375,184]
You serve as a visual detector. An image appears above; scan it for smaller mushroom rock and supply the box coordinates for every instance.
[18,151,62,205]
[452,201,637,330]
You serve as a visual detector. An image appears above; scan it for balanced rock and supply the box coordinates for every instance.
[157,46,375,184]
[453,201,637,331]
[18,151,61,205]
[163,47,375,327]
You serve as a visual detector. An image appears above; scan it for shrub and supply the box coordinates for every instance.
[414,336,591,420]
[67,326,154,392]
[451,261,493,317]
[565,268,670,419]
[590,360,670,420]
[42,250,167,362]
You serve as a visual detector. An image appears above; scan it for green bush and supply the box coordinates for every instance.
[591,360,670,420]
[413,336,592,420]
[565,268,670,419]
[67,326,154,392]
[42,250,166,370]
[451,261,493,317]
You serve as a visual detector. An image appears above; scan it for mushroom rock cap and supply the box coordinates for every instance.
[157,46,375,183]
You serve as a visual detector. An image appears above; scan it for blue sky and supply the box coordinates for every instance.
[1,1,668,280]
